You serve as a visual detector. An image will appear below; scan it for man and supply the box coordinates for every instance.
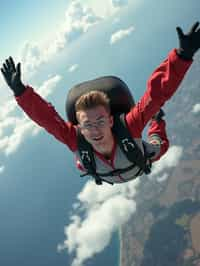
[1,22,200,185]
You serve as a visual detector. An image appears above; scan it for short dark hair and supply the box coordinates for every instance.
[75,90,111,116]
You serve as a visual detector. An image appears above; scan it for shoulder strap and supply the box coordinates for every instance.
[112,114,151,174]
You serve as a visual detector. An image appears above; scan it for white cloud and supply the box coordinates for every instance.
[84,0,116,18]
[0,165,5,174]
[18,1,138,76]
[21,1,101,76]
[3,118,38,155]
[156,173,169,183]
[68,196,134,266]
[0,75,61,156]
[20,42,42,76]
[68,64,79,73]
[85,0,130,17]
[63,1,101,42]
[112,0,129,8]
[110,26,134,44]
[149,145,183,181]
[59,179,139,266]
[0,116,42,156]
[37,75,62,98]
[192,103,200,114]
[0,75,6,94]
[0,99,17,121]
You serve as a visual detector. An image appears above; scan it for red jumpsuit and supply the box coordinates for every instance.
[15,49,192,171]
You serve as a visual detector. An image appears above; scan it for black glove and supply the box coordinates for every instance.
[176,21,200,60]
[152,109,165,122]
[1,57,26,96]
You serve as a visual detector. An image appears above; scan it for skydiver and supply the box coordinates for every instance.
[1,22,200,185]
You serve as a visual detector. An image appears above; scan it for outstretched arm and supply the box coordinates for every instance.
[1,57,78,151]
[126,22,200,137]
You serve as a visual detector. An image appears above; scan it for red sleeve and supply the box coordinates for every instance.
[16,86,78,151]
[125,49,192,138]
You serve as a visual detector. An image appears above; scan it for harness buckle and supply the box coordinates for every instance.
[81,151,91,162]
[122,138,135,152]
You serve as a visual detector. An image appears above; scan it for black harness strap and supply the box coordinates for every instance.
[81,163,142,178]
[112,114,151,174]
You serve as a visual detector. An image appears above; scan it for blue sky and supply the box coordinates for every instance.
[0,0,69,59]
[0,1,200,266]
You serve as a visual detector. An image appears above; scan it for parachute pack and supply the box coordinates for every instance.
[66,76,153,185]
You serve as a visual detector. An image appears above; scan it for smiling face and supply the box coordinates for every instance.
[77,105,114,153]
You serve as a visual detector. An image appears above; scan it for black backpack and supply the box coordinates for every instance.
[77,114,154,185]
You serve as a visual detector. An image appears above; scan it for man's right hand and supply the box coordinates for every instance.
[1,57,26,96]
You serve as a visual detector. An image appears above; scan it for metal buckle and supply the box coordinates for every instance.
[122,138,135,152]
[81,151,91,162]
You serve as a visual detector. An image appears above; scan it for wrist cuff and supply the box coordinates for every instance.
[176,48,193,61]
[14,83,26,96]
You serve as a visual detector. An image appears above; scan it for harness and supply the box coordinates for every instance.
[77,114,154,185]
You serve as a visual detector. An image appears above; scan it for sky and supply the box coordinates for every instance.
[0,1,200,266]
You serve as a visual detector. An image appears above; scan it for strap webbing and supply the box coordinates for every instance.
[112,114,151,174]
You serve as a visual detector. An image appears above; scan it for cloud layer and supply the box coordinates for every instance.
[18,0,132,77]
[21,1,102,76]
[58,179,139,266]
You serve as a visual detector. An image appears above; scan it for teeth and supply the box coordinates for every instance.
[94,137,102,140]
